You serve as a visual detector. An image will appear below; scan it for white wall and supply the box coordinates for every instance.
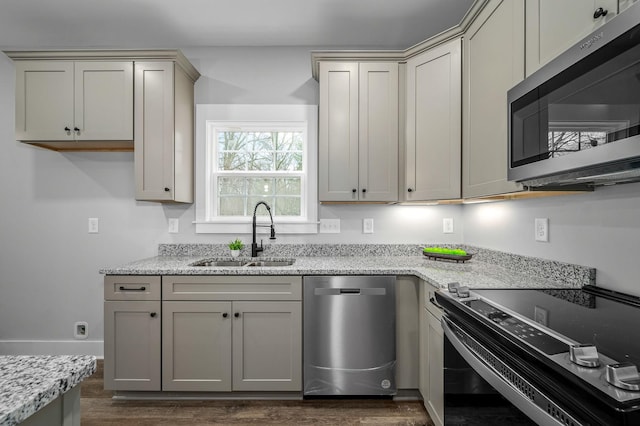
[0,47,462,355]
[463,184,640,296]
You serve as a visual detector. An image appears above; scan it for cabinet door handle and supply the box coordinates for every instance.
[222,313,228,318]
[407,188,413,193]
[362,188,367,193]
[234,312,240,318]
[352,188,357,193]
[594,7,608,18]
[164,187,170,192]
[64,126,71,132]
[150,312,157,318]
[119,286,147,291]
[73,127,80,133]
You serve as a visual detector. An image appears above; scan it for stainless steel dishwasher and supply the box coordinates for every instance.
[303,276,396,396]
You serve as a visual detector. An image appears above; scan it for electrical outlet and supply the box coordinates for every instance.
[74,321,88,340]
[443,218,454,234]
[168,218,179,233]
[363,218,374,234]
[319,219,341,233]
[535,218,549,242]
[88,218,99,234]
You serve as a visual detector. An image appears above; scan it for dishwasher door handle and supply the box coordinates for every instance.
[314,287,387,296]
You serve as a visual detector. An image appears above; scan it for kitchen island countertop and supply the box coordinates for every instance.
[0,355,96,426]
[100,254,590,290]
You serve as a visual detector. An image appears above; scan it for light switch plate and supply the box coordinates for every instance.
[319,219,340,233]
[443,218,454,234]
[535,218,549,242]
[88,218,99,234]
[363,218,374,234]
[168,218,179,233]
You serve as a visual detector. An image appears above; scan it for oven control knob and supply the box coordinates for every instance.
[457,286,470,298]
[606,363,640,391]
[569,344,600,368]
[447,282,460,294]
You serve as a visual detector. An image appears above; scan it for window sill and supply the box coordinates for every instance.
[194,221,319,234]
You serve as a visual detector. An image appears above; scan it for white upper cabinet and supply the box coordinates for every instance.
[462,0,525,198]
[525,0,619,76]
[14,60,133,147]
[134,61,196,203]
[319,62,399,202]
[404,38,461,201]
[74,62,134,141]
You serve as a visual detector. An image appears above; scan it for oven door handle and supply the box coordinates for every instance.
[442,317,581,426]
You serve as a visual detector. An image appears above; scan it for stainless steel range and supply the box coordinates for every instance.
[436,284,640,425]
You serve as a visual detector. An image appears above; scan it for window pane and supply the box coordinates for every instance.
[218,130,304,172]
[276,178,301,195]
[218,177,245,195]
[275,151,303,171]
[218,197,245,216]
[247,178,275,196]
[211,123,308,220]
[274,197,301,216]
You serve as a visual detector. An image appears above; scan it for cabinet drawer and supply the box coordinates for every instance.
[104,276,161,301]
[162,276,302,301]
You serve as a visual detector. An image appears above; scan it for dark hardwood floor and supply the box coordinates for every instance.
[81,361,434,425]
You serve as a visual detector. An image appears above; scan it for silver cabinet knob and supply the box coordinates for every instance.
[606,363,640,391]
[570,344,600,368]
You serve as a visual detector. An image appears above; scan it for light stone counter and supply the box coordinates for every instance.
[0,355,96,426]
[100,244,595,289]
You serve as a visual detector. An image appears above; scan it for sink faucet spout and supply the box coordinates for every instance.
[251,201,276,257]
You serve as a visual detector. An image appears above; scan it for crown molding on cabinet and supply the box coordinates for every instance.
[4,49,201,82]
[311,0,489,80]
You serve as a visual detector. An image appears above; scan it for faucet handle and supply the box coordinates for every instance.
[270,225,276,240]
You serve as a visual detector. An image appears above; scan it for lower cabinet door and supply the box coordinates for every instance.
[426,309,444,426]
[104,300,161,391]
[162,301,233,391]
[232,301,302,391]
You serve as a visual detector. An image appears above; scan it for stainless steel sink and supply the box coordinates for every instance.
[244,260,295,267]
[190,258,295,267]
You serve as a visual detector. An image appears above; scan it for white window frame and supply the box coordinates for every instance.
[195,104,318,234]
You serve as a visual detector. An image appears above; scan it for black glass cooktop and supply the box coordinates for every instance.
[470,287,640,368]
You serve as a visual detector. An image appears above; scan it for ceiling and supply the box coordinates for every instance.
[0,0,474,50]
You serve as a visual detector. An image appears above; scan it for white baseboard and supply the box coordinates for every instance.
[0,340,103,357]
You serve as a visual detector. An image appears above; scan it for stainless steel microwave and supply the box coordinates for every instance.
[508,2,640,188]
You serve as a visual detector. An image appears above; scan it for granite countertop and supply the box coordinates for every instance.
[0,355,96,426]
[100,247,594,290]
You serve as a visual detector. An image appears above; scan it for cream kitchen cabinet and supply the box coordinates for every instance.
[462,0,525,198]
[13,60,133,150]
[525,0,618,76]
[404,38,461,201]
[103,276,161,391]
[134,61,196,203]
[318,62,398,202]
[419,282,444,426]
[7,50,199,203]
[161,276,302,392]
